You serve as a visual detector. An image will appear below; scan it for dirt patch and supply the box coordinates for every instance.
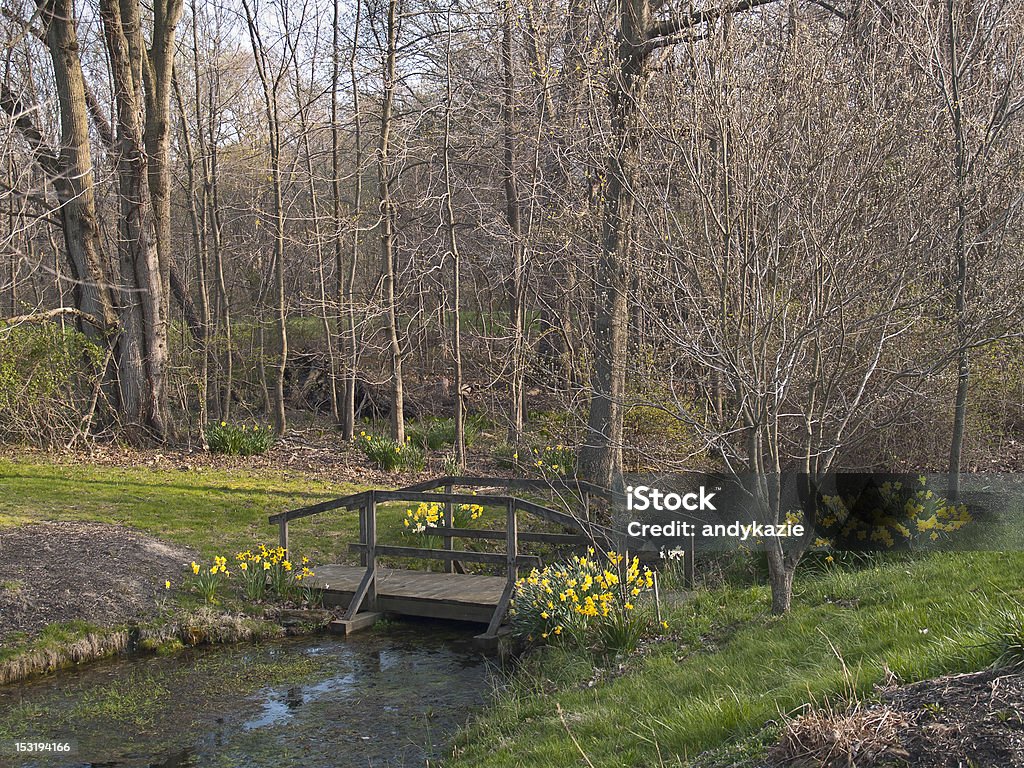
[883,669,1024,767]
[0,521,196,646]
[769,669,1024,768]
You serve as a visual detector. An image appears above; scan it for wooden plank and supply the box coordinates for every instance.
[268,491,368,524]
[398,475,615,501]
[305,565,507,605]
[342,566,376,620]
[430,527,589,545]
[373,596,494,623]
[328,612,382,635]
[373,490,515,506]
[348,543,539,567]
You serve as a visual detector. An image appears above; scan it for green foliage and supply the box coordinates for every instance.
[982,608,1024,670]
[406,415,483,452]
[441,453,461,475]
[206,421,275,456]
[185,545,319,607]
[185,556,230,604]
[494,441,576,477]
[527,444,576,477]
[356,430,424,471]
[0,324,105,445]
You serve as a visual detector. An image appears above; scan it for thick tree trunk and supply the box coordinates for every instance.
[142,0,184,331]
[8,0,119,344]
[100,0,170,440]
[579,0,648,488]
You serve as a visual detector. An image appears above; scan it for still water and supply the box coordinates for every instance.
[0,622,496,768]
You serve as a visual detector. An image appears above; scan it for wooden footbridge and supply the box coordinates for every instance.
[268,476,618,641]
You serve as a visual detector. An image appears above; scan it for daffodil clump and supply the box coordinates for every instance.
[508,549,660,653]
[182,544,318,606]
[186,556,231,603]
[357,431,425,471]
[207,421,275,456]
[815,476,973,550]
[518,444,575,477]
[402,499,485,534]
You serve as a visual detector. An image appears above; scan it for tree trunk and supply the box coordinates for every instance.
[443,13,465,467]
[945,0,969,502]
[502,0,526,446]
[579,0,648,487]
[378,0,404,443]
[142,0,184,334]
[99,0,169,440]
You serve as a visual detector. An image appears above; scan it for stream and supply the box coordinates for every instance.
[0,621,496,768]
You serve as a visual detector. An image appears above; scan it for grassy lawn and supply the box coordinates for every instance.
[451,550,1024,767]
[0,457,399,564]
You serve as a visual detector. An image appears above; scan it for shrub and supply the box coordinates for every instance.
[207,421,275,456]
[508,549,659,654]
[356,430,424,471]
[0,324,105,446]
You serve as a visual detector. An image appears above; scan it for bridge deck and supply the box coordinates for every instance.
[307,565,508,624]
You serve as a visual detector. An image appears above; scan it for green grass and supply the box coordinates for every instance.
[451,551,1024,767]
[0,620,112,664]
[0,457,376,564]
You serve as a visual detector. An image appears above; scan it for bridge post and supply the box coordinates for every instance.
[279,517,289,557]
[358,498,368,567]
[366,490,377,606]
[343,490,377,620]
[483,498,519,639]
[443,484,454,573]
[505,497,518,583]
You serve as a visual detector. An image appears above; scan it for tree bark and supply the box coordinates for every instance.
[579,0,648,487]
[99,0,170,439]
[378,0,405,443]
[502,0,526,446]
